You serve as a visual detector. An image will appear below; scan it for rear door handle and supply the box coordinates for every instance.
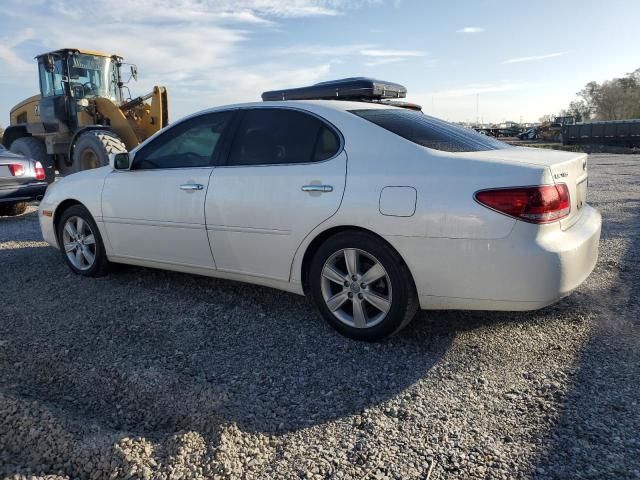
[301,185,333,193]
[180,183,204,191]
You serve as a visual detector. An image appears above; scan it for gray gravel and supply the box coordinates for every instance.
[1,153,639,480]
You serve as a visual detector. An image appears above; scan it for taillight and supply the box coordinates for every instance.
[8,164,25,176]
[34,161,46,181]
[475,184,570,224]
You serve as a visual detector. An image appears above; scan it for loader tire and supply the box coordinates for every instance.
[71,130,127,173]
[9,137,55,183]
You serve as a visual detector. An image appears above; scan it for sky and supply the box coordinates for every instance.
[1,0,639,125]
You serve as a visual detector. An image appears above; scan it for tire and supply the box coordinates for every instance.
[10,137,55,183]
[56,204,111,277]
[0,202,27,217]
[71,130,127,173]
[309,231,418,341]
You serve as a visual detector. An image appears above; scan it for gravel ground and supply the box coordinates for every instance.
[0,153,638,480]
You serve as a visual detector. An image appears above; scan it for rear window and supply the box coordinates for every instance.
[350,109,511,153]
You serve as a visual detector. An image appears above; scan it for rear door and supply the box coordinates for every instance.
[102,111,233,267]
[205,107,346,281]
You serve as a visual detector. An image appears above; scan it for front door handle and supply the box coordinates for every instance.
[301,185,333,193]
[180,183,204,191]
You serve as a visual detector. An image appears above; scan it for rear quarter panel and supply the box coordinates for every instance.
[289,105,552,283]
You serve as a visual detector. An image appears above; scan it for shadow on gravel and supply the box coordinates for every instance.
[531,172,640,478]
[0,240,460,443]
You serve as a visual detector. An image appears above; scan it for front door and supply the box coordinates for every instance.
[206,107,346,281]
[38,56,72,133]
[102,111,233,268]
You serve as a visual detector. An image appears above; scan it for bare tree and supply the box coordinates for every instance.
[538,114,555,124]
[561,100,592,122]
[573,69,640,121]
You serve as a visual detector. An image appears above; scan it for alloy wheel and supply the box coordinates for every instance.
[62,216,97,271]
[320,248,392,329]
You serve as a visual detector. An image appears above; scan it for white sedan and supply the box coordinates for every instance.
[39,100,601,340]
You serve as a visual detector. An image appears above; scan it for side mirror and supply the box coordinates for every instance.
[109,152,131,170]
[130,65,138,81]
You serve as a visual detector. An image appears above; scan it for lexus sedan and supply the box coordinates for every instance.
[0,145,48,216]
[38,101,601,340]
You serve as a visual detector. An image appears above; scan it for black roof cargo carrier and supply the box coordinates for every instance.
[262,77,407,101]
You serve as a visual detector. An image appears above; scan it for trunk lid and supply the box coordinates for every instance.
[0,156,35,187]
[463,147,588,229]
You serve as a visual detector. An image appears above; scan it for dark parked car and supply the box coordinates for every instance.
[0,145,48,216]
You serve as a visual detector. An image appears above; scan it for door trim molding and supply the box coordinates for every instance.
[206,224,290,235]
[102,216,205,229]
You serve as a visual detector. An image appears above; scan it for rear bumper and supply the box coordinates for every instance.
[386,205,601,311]
[0,182,48,204]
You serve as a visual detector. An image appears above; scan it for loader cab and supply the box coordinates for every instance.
[36,49,124,132]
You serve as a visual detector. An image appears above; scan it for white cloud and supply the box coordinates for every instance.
[279,44,375,56]
[457,27,485,33]
[364,57,406,67]
[426,82,535,98]
[503,51,569,64]
[360,49,425,57]
[279,44,427,69]
[0,0,380,118]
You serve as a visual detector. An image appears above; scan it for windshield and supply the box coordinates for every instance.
[68,53,119,100]
[350,109,511,153]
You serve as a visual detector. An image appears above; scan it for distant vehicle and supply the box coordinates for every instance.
[474,121,521,138]
[518,128,538,140]
[537,116,575,142]
[38,78,601,341]
[0,145,48,216]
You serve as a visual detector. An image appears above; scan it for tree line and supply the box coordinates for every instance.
[559,68,640,122]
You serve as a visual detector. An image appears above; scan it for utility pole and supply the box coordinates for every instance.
[475,94,479,125]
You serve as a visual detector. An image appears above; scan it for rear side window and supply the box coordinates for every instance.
[350,109,511,153]
[228,108,341,166]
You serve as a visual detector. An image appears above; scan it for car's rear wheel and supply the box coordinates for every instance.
[0,202,27,217]
[309,231,418,341]
[57,205,111,276]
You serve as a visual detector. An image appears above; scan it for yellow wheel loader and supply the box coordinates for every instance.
[3,48,168,181]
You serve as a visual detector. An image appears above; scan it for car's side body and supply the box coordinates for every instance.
[39,100,601,313]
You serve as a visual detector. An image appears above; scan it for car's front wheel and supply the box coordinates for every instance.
[309,231,418,341]
[57,205,111,277]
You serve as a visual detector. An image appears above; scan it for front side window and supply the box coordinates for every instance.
[134,111,233,170]
[38,57,66,97]
[228,108,340,166]
[38,63,54,97]
[350,109,511,153]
